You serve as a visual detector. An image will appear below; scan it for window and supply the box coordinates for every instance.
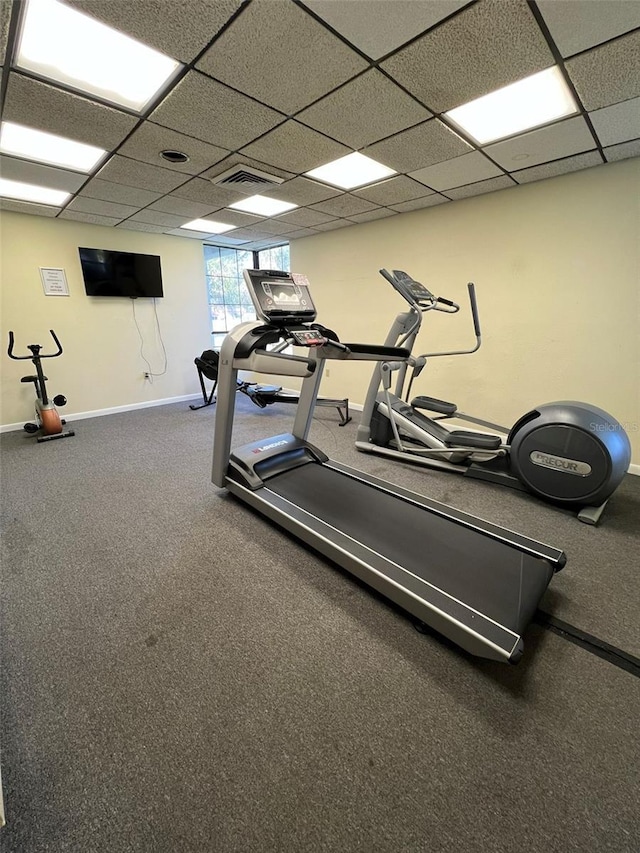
[204,244,290,348]
[258,244,290,272]
[204,246,255,348]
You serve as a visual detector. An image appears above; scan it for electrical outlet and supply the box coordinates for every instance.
[144,372,151,380]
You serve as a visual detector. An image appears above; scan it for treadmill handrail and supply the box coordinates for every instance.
[238,348,317,377]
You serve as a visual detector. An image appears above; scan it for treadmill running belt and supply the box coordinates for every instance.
[266,464,554,635]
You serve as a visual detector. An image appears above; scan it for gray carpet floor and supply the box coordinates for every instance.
[1,398,638,853]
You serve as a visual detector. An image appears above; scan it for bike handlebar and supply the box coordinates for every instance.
[7,329,64,360]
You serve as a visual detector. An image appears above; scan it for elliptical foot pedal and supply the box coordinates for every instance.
[411,396,457,415]
[447,429,502,450]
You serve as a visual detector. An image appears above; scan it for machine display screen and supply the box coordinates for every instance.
[244,268,317,322]
[261,281,302,305]
[394,273,431,302]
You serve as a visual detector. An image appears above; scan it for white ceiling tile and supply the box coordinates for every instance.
[566,30,640,110]
[409,151,503,191]
[240,121,350,174]
[116,221,168,233]
[389,195,449,212]
[225,227,275,241]
[3,0,633,228]
[96,155,189,193]
[146,197,217,219]
[353,175,435,206]
[119,123,230,175]
[590,97,640,147]
[484,117,596,170]
[205,210,265,228]
[69,1,245,62]
[308,194,379,218]
[66,197,139,219]
[79,179,162,207]
[150,71,284,150]
[128,210,191,229]
[1,0,11,64]
[0,199,60,217]
[381,0,553,112]
[266,177,342,205]
[347,208,397,223]
[59,210,122,226]
[537,0,640,58]
[511,151,603,184]
[286,227,320,240]
[603,139,640,162]
[200,235,252,246]
[303,0,471,60]
[443,175,515,199]
[3,73,138,149]
[313,219,354,231]
[363,120,472,173]
[296,70,431,148]
[197,0,367,113]
[0,155,87,193]
[279,208,338,227]
[247,219,299,236]
[163,228,207,240]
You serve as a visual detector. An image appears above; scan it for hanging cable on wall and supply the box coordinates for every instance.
[131,298,168,383]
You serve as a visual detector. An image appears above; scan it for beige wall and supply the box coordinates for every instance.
[291,159,640,463]
[2,159,639,465]
[0,212,211,425]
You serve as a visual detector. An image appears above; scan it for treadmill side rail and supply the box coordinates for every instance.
[327,460,566,571]
[226,477,525,663]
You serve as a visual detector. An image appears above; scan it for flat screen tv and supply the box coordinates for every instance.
[78,247,164,298]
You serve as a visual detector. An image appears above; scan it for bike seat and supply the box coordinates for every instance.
[446,430,502,450]
[21,375,46,383]
[411,395,457,416]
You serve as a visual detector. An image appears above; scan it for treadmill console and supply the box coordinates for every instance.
[243,269,317,324]
[389,270,436,306]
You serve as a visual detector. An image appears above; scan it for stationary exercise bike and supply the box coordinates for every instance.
[356,270,631,525]
[8,329,75,442]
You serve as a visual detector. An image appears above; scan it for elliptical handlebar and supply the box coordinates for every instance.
[467,283,481,337]
[8,329,64,360]
[434,296,460,313]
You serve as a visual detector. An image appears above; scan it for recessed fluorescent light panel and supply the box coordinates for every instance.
[181,219,236,234]
[16,0,180,112]
[0,122,106,172]
[445,66,578,145]
[229,195,297,216]
[0,177,70,206]
[305,152,396,190]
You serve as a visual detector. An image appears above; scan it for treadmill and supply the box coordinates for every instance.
[212,269,566,663]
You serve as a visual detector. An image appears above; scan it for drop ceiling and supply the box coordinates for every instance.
[0,0,639,249]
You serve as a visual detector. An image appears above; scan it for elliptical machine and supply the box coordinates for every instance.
[8,329,75,442]
[356,270,631,525]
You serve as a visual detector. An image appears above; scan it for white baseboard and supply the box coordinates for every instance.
[629,463,640,476]
[0,393,200,433]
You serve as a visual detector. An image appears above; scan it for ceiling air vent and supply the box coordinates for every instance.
[210,165,285,192]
